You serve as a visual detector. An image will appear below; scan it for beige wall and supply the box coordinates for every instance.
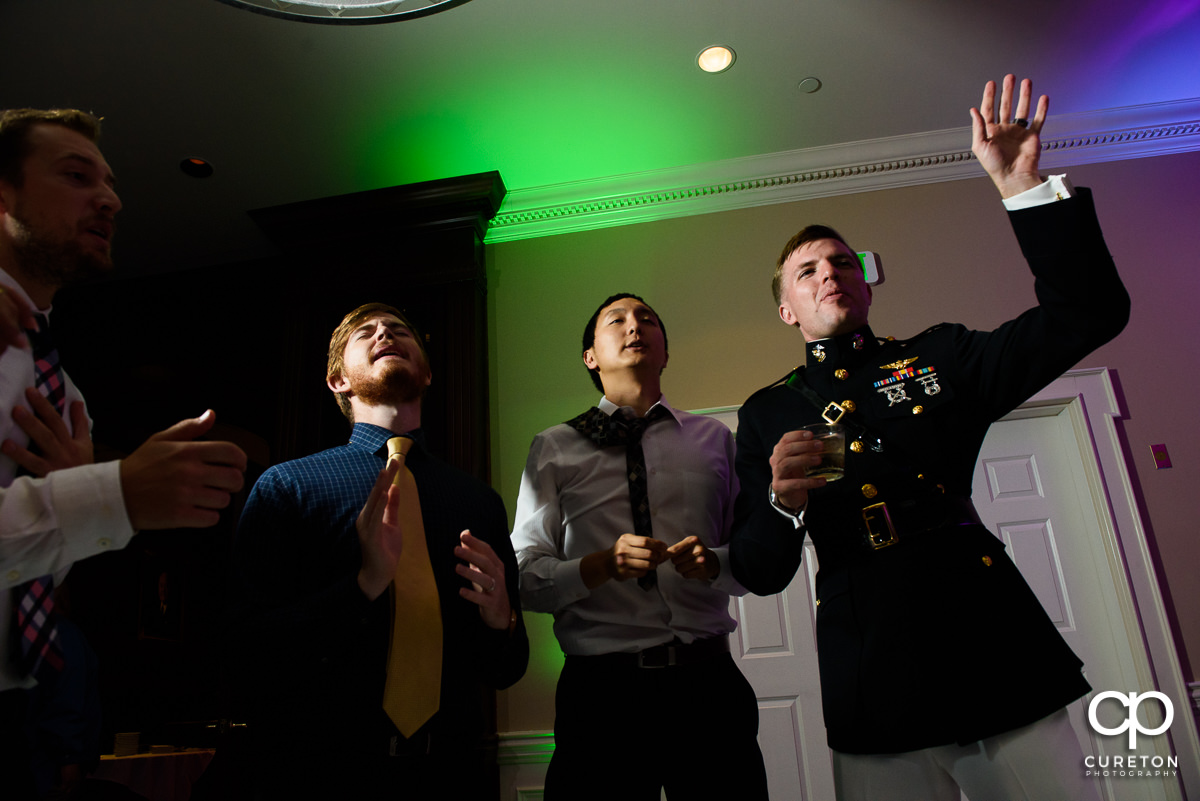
[489,150,1200,734]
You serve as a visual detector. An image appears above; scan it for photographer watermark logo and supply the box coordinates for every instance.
[1084,691,1178,778]
[1089,691,1173,748]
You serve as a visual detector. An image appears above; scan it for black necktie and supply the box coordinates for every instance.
[566,405,670,589]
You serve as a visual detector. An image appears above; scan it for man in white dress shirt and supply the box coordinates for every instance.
[0,108,247,795]
[511,293,768,801]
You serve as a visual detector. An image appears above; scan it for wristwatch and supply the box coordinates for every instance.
[768,486,806,530]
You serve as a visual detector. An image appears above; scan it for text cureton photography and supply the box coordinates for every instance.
[1084,691,1179,779]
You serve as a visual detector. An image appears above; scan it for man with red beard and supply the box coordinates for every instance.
[0,108,247,796]
[231,303,528,799]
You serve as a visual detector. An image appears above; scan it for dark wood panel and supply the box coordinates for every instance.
[46,173,505,758]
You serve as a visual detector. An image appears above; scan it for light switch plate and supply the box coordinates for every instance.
[1151,444,1172,469]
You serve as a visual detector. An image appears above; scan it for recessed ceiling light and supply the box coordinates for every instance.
[798,77,822,94]
[697,45,736,74]
[180,158,213,178]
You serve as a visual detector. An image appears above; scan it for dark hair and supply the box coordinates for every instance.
[581,292,668,392]
[771,224,853,306]
[0,108,102,187]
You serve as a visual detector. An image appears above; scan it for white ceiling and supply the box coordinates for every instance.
[3,0,1199,273]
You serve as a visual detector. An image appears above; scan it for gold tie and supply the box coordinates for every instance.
[381,436,443,737]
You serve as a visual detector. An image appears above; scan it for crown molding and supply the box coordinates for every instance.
[486,98,1200,243]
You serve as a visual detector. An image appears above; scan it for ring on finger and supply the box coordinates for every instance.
[486,577,496,592]
[1012,117,1029,128]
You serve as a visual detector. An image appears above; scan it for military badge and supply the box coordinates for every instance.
[874,364,939,406]
[879,357,918,371]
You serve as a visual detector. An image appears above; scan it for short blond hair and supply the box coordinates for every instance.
[326,302,427,421]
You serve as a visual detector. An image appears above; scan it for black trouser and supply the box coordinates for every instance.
[545,651,769,801]
[228,727,494,801]
[0,688,36,800]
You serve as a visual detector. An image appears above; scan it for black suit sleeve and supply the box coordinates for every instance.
[956,188,1130,420]
[730,399,808,596]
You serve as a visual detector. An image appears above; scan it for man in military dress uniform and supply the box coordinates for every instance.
[730,75,1130,799]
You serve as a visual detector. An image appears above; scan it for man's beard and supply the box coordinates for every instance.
[348,358,429,407]
[8,212,112,288]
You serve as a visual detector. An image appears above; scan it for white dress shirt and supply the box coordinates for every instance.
[0,267,133,691]
[511,395,745,656]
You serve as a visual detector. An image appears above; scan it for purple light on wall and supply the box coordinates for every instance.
[1053,0,1200,110]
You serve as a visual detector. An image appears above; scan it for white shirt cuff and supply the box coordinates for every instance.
[1002,175,1075,211]
[52,461,136,558]
[555,557,590,605]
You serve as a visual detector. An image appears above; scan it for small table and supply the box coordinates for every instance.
[93,749,216,801]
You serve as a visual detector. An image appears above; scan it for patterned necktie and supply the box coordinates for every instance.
[28,313,66,415]
[14,314,66,680]
[566,405,671,589]
[381,436,443,738]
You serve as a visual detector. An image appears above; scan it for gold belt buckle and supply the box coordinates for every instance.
[863,502,898,549]
[822,402,846,425]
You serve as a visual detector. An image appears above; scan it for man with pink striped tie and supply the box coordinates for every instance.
[0,107,247,796]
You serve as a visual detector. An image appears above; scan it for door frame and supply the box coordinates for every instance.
[1022,368,1199,797]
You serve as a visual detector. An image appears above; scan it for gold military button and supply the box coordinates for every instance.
[885,336,895,341]
[841,400,857,412]
[816,599,822,607]
[835,369,849,380]
[912,405,924,415]
[850,440,864,453]
[861,484,878,499]
[982,556,993,567]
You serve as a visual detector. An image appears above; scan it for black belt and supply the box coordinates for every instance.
[572,635,730,669]
[389,730,433,758]
[857,495,982,551]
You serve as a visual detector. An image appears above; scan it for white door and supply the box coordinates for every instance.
[718,369,1191,800]
[973,400,1179,801]
[730,540,833,801]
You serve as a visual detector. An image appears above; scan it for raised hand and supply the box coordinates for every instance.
[455,531,512,630]
[356,456,403,600]
[118,409,247,531]
[970,74,1049,198]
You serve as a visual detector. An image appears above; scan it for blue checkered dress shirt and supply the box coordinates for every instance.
[230,422,527,754]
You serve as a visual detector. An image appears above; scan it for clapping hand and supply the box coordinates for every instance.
[356,456,403,600]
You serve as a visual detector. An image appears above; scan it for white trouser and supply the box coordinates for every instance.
[831,708,1102,801]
